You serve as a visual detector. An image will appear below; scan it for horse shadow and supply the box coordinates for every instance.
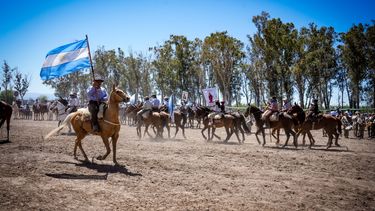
[0,139,11,144]
[46,160,142,180]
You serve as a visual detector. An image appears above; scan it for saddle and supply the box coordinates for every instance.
[269,112,279,122]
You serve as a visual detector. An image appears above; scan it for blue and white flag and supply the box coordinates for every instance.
[129,94,136,105]
[168,94,174,123]
[40,39,91,80]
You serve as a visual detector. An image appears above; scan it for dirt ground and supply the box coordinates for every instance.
[0,119,374,210]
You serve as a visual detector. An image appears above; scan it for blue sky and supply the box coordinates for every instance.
[0,0,374,97]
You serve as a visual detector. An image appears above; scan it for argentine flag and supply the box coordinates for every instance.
[40,39,91,80]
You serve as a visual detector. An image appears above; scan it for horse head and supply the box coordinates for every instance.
[110,85,130,103]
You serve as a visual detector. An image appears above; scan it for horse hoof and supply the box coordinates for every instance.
[335,144,341,147]
[96,156,103,160]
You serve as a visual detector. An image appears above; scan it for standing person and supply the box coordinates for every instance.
[67,92,80,113]
[87,74,108,132]
[341,112,351,138]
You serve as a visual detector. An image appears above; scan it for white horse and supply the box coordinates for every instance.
[50,100,72,133]
[12,101,19,120]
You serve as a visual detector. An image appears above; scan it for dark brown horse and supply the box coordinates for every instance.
[286,104,316,146]
[0,101,12,142]
[244,105,297,147]
[292,104,342,149]
[173,109,187,139]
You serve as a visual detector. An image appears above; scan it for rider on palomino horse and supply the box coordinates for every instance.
[87,74,108,132]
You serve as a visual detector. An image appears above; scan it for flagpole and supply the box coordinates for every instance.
[85,34,95,79]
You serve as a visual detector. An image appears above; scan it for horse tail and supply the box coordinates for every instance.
[337,118,342,134]
[240,114,251,133]
[44,112,75,140]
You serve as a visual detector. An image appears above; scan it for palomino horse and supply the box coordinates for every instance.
[12,101,19,120]
[45,85,130,164]
[0,101,12,142]
[136,110,170,139]
[244,105,297,147]
[293,106,342,149]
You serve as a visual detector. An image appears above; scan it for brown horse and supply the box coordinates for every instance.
[0,101,12,142]
[173,107,188,139]
[124,103,142,126]
[32,103,48,121]
[45,85,130,164]
[196,106,249,143]
[244,105,297,147]
[136,111,170,139]
[294,106,342,149]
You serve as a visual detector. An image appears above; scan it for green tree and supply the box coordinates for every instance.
[13,70,31,103]
[202,31,244,105]
[340,23,368,108]
[1,61,15,103]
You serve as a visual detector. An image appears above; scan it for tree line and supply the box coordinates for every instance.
[2,12,374,109]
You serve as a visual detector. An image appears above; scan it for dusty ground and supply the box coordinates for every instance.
[0,119,374,210]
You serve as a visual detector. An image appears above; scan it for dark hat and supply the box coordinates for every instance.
[151,94,156,98]
[144,96,150,100]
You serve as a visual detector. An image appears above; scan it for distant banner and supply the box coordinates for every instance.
[182,91,188,102]
[202,88,217,106]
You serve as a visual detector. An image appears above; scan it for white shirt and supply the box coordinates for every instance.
[68,97,80,107]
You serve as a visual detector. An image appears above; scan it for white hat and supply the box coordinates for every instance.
[94,73,104,81]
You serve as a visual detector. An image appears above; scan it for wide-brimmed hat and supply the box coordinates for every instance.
[93,73,104,82]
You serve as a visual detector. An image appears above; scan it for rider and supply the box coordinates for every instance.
[262,96,278,127]
[161,96,169,112]
[281,98,291,112]
[208,100,223,125]
[137,96,153,119]
[220,100,226,114]
[306,99,320,121]
[67,92,79,113]
[87,74,108,132]
[151,94,160,111]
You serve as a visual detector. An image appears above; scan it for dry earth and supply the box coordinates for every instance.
[0,119,374,210]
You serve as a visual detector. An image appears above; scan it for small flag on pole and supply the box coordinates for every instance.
[168,94,174,123]
[40,39,91,80]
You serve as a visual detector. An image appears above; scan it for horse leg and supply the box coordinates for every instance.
[234,127,242,144]
[224,126,233,143]
[97,137,111,161]
[334,132,340,147]
[112,133,120,164]
[261,128,266,146]
[74,133,88,161]
[254,127,261,145]
[201,126,208,140]
[307,131,315,148]
[173,124,179,138]
[182,126,186,139]
[282,131,290,148]
[326,133,333,149]
[6,115,11,141]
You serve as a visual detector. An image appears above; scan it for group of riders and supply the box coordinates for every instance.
[11,75,375,139]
